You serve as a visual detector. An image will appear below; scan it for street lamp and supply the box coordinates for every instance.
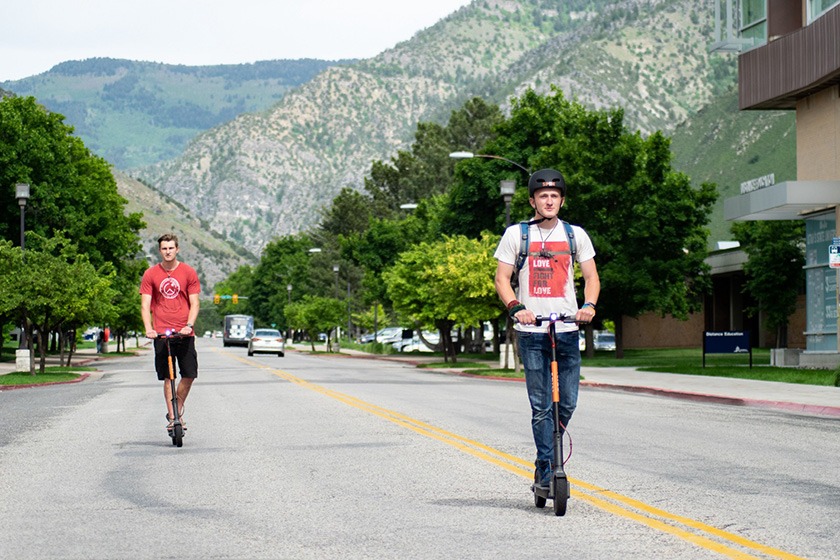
[332,264,340,298]
[449,151,532,175]
[15,183,30,364]
[500,180,516,227]
[286,283,292,305]
[16,183,29,255]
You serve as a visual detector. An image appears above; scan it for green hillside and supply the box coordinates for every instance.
[1,57,353,168]
[670,86,796,244]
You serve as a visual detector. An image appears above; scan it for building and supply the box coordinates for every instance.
[716,0,840,367]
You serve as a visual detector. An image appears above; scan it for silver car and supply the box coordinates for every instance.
[247,328,285,357]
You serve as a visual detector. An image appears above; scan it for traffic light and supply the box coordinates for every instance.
[214,294,220,304]
[232,294,238,304]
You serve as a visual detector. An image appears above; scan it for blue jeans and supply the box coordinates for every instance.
[518,330,581,481]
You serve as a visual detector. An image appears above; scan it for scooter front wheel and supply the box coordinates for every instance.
[171,424,184,447]
[552,476,569,516]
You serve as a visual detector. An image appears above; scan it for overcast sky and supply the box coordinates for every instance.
[0,0,473,81]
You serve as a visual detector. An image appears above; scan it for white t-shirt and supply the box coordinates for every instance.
[494,220,596,334]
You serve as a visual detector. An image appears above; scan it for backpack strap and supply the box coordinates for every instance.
[562,220,576,262]
[510,221,529,293]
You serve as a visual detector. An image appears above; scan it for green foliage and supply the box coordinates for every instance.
[352,303,391,333]
[0,234,115,374]
[732,221,805,347]
[285,295,346,351]
[0,96,145,272]
[446,87,717,353]
[383,233,501,360]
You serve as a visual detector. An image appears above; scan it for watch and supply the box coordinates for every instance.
[186,323,193,328]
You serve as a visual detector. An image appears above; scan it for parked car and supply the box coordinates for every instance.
[593,332,616,351]
[203,331,212,338]
[361,327,408,345]
[393,330,438,353]
[247,328,285,357]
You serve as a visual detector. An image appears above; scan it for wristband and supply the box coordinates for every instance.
[186,323,193,328]
[506,299,521,310]
[508,303,526,317]
[582,302,596,311]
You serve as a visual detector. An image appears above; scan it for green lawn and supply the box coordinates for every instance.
[0,366,94,386]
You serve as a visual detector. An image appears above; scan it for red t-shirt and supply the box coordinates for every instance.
[139,262,201,334]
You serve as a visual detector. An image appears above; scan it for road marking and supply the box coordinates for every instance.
[229,353,805,560]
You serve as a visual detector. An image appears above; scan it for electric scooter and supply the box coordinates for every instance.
[158,330,185,448]
[531,313,580,516]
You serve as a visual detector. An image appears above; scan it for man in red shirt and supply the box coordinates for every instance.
[140,233,201,429]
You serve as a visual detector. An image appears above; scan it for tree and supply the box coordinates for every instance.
[732,221,805,348]
[248,234,316,330]
[446,87,717,356]
[285,295,346,352]
[0,234,115,374]
[383,233,502,362]
[0,96,144,272]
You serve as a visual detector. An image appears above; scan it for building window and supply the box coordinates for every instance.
[808,0,840,22]
[741,0,767,43]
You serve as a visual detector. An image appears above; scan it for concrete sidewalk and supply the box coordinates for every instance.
[327,347,840,418]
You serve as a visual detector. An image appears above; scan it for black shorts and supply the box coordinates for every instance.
[154,336,199,381]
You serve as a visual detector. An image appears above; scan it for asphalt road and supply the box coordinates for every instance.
[1,338,837,559]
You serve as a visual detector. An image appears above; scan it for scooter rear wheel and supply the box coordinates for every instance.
[552,476,569,516]
[171,424,184,447]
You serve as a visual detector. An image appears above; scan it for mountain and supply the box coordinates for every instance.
[136,0,745,256]
[1,58,353,168]
[5,0,794,280]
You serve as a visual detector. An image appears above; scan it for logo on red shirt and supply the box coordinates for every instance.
[160,277,181,299]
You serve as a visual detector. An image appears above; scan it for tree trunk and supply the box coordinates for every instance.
[615,316,625,359]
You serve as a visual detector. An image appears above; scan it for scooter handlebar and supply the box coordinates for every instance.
[534,314,585,326]
[155,330,190,339]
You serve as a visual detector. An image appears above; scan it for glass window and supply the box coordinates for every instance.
[808,0,840,22]
[741,0,767,44]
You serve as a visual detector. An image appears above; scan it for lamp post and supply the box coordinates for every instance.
[15,184,31,370]
[332,264,340,298]
[500,179,516,227]
[16,183,29,255]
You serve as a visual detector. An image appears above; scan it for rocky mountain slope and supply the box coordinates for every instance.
[135,0,742,256]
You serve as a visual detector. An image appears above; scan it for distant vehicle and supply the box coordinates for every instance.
[203,331,212,338]
[223,314,254,347]
[248,328,285,357]
[393,330,437,353]
[360,327,403,344]
[213,331,223,338]
[594,332,616,351]
[579,331,586,351]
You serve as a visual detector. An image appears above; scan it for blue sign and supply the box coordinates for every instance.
[703,331,752,368]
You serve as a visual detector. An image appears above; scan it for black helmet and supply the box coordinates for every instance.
[528,169,566,197]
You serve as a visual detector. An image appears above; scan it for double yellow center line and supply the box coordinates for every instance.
[234,353,804,560]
